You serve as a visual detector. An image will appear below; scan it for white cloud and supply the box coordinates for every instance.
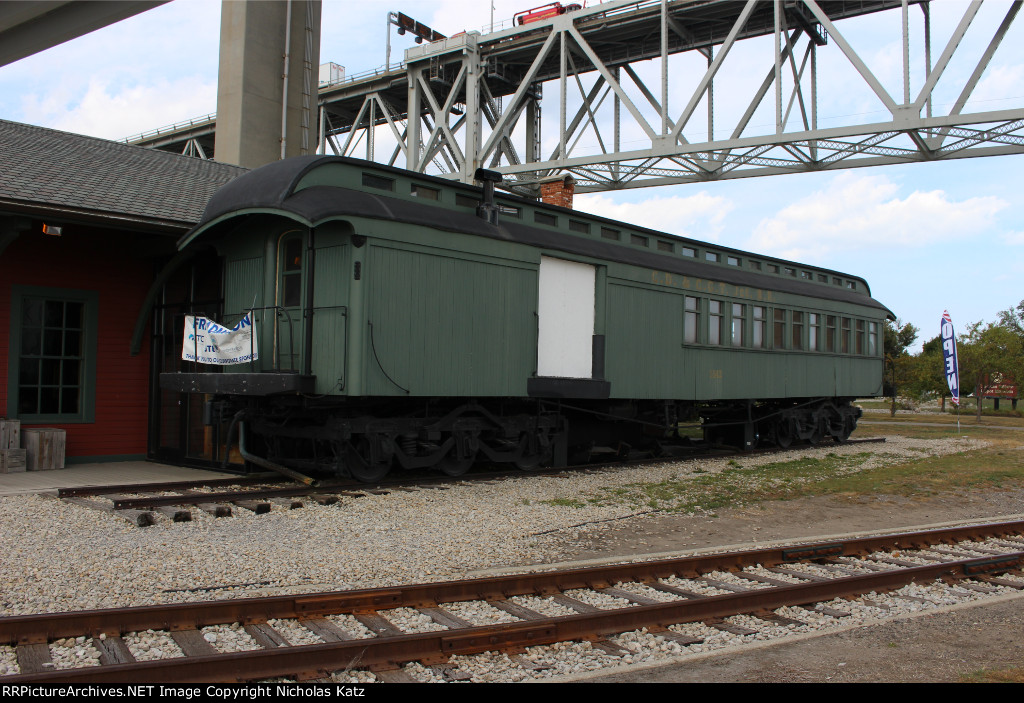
[574,191,733,241]
[1003,230,1024,246]
[19,77,217,141]
[747,172,1006,261]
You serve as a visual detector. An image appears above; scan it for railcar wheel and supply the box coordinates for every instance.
[833,417,855,444]
[437,452,475,477]
[775,418,794,449]
[349,438,392,483]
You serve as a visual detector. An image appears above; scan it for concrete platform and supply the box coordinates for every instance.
[0,461,237,497]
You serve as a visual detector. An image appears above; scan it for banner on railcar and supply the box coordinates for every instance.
[941,310,959,406]
[182,313,258,365]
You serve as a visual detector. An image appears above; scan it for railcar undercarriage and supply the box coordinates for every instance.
[207,396,862,483]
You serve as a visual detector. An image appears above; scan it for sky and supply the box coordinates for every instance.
[2,0,1023,351]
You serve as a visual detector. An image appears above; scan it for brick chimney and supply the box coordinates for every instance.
[539,174,575,209]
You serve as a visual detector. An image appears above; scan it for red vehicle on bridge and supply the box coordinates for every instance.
[514,2,583,25]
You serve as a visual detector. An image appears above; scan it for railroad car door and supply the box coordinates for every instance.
[537,256,595,378]
[274,232,305,372]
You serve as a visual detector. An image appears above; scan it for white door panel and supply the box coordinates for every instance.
[537,256,595,378]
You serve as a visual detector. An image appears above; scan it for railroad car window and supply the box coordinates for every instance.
[535,211,558,226]
[569,220,590,234]
[601,227,620,241]
[749,260,762,270]
[684,296,700,344]
[792,311,804,350]
[817,273,828,283]
[727,256,740,266]
[783,267,796,277]
[499,205,521,218]
[800,270,812,279]
[282,238,303,308]
[832,276,842,286]
[361,173,394,191]
[731,304,745,347]
[768,264,780,274]
[705,252,720,263]
[657,241,673,252]
[773,309,786,349]
[869,322,879,355]
[630,234,648,247]
[841,317,852,353]
[846,281,857,290]
[809,313,819,351]
[826,315,837,352]
[752,306,766,348]
[681,247,697,258]
[455,192,478,208]
[410,184,440,200]
[709,300,723,345]
[856,320,865,354]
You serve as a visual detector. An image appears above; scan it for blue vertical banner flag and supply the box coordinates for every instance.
[940,310,959,406]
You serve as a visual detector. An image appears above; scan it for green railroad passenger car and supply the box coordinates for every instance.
[160,156,892,482]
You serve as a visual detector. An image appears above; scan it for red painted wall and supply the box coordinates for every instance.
[0,226,155,460]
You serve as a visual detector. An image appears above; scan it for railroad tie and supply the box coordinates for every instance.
[644,582,704,599]
[15,643,53,674]
[196,503,233,517]
[244,623,291,648]
[550,593,601,614]
[352,611,404,638]
[153,505,191,522]
[300,617,354,642]
[488,599,548,621]
[267,497,303,510]
[764,566,829,582]
[705,619,758,636]
[698,577,753,593]
[93,635,136,665]
[169,629,218,657]
[372,667,420,683]
[418,605,473,629]
[598,586,663,605]
[750,610,810,627]
[977,575,1024,589]
[233,500,271,514]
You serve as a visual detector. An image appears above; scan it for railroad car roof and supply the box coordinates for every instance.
[183,155,891,316]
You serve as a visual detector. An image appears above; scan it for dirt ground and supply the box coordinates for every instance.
[553,486,1024,683]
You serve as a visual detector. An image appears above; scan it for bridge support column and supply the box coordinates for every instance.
[215,0,322,168]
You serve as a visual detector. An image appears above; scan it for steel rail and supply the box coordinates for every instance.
[3,520,1022,647]
[3,547,1022,683]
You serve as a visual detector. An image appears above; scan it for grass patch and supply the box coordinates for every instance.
[576,421,1024,514]
[960,667,1024,683]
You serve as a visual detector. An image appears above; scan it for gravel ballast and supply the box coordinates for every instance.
[0,433,1019,682]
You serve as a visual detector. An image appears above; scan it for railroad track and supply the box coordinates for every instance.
[2,519,1022,683]
[55,438,888,527]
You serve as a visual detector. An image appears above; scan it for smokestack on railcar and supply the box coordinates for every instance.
[474,167,503,224]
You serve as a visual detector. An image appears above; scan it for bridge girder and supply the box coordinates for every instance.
[133,0,1024,195]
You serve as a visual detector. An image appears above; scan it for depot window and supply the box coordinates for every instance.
[8,286,98,423]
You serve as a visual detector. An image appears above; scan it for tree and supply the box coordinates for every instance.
[907,334,950,408]
[956,321,1022,421]
[883,319,919,416]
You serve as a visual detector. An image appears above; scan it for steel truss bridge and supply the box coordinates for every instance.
[129,0,1024,195]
